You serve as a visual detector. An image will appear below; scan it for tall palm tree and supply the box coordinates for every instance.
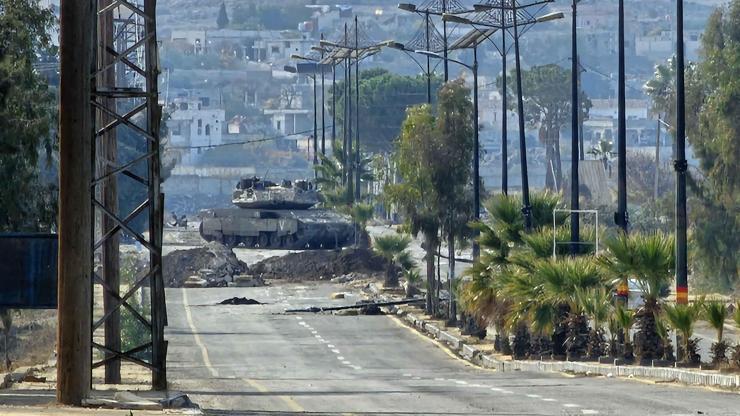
[704,301,729,365]
[372,234,413,288]
[602,232,675,361]
[663,302,702,365]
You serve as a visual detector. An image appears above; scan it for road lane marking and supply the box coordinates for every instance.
[295,316,302,320]
[563,404,580,408]
[182,289,218,377]
[581,410,599,415]
[331,349,341,354]
[327,344,335,348]
[454,380,468,385]
[541,398,557,402]
[342,360,351,365]
[526,394,541,398]
[242,378,304,412]
[337,356,345,360]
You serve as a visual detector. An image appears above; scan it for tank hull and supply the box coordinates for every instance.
[198,208,355,249]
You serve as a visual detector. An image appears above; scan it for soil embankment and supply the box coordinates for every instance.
[249,248,387,281]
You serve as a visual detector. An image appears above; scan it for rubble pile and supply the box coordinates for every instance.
[163,242,248,287]
[249,248,388,281]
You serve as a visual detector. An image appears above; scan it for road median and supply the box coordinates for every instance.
[388,304,740,391]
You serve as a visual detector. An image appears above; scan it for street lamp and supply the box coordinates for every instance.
[319,20,389,203]
[285,63,319,170]
[398,1,474,82]
[386,40,435,104]
[443,7,564,231]
[290,54,328,158]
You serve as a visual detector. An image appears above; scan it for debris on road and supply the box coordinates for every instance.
[163,241,248,287]
[285,297,425,314]
[249,247,387,281]
[232,274,266,287]
[330,292,346,299]
[219,297,263,305]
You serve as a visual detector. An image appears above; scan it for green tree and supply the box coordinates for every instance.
[688,1,740,293]
[500,64,591,191]
[0,0,57,232]
[663,302,702,365]
[386,103,439,313]
[704,301,729,365]
[333,69,442,153]
[373,234,414,288]
[216,2,229,29]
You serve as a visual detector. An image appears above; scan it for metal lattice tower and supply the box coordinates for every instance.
[90,0,166,389]
[404,17,446,53]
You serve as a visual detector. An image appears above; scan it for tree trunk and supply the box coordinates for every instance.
[424,232,436,314]
[447,232,456,323]
[553,131,563,190]
[384,264,398,287]
[545,138,556,191]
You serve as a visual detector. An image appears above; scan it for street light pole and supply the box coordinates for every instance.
[312,72,318,170]
[354,16,361,203]
[425,12,432,104]
[501,3,508,195]
[675,0,688,305]
[472,44,480,260]
[320,34,326,156]
[442,0,449,81]
[512,3,533,231]
[616,0,628,233]
[570,0,580,255]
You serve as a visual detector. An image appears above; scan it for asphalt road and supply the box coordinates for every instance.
[165,283,740,416]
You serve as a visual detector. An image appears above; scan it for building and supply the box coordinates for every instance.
[166,96,226,164]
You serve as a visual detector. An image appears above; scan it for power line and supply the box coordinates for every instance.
[166,125,335,150]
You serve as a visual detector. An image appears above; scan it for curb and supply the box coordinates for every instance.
[388,305,740,391]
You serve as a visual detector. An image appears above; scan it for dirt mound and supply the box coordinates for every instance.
[163,242,248,287]
[249,248,387,281]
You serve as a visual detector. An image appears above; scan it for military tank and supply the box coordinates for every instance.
[198,177,354,249]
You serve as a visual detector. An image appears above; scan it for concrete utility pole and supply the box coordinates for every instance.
[98,0,121,384]
[58,0,94,405]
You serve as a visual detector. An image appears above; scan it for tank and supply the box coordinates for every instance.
[198,177,355,249]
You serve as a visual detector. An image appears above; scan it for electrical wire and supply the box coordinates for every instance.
[167,125,334,150]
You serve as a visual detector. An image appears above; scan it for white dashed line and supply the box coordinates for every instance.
[349,365,362,370]
[314,335,322,339]
[295,317,302,320]
[341,360,351,365]
[412,376,421,380]
[563,404,580,408]
[331,349,341,354]
[403,373,413,377]
[526,394,541,398]
[581,410,599,415]
[454,380,468,385]
[541,398,557,402]
[327,344,335,348]
[311,330,318,334]
[337,356,345,360]
[434,377,445,381]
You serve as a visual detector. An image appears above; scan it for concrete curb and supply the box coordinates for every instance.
[389,305,740,390]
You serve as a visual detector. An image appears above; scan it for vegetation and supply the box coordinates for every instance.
[704,301,729,365]
[229,2,313,31]
[333,69,443,153]
[386,80,474,315]
[0,0,58,232]
[499,64,591,190]
[372,234,414,288]
[663,302,702,365]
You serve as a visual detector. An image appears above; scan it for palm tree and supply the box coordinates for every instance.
[602,232,675,361]
[663,302,702,365]
[351,203,375,247]
[538,257,607,360]
[372,234,413,288]
[580,287,612,359]
[704,301,729,365]
[615,306,635,360]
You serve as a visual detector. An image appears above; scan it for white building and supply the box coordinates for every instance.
[167,97,225,164]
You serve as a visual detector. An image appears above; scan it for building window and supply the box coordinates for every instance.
[271,45,280,54]
[276,120,282,131]
[179,102,188,110]
[197,119,202,127]
[205,124,211,136]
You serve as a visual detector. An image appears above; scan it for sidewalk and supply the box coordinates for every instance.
[1,360,200,415]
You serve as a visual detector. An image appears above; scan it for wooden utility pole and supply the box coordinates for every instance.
[58,0,94,405]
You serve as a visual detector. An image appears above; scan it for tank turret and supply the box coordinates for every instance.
[232,177,319,209]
